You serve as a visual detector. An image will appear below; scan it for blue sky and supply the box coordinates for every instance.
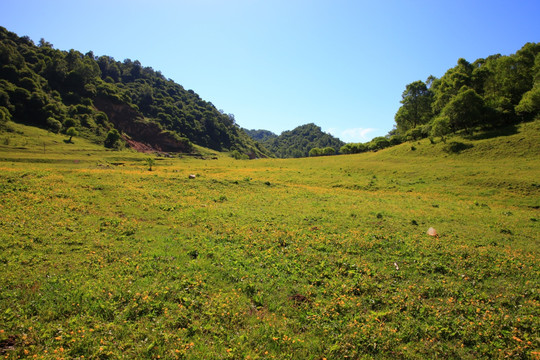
[1,0,539,142]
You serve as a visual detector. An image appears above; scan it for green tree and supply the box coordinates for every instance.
[322,147,336,156]
[65,126,78,142]
[0,106,11,127]
[309,147,322,157]
[104,128,121,148]
[431,58,473,114]
[341,142,368,154]
[441,87,486,132]
[145,157,155,171]
[516,85,540,117]
[46,117,62,133]
[430,116,451,142]
[368,137,390,151]
[395,80,433,133]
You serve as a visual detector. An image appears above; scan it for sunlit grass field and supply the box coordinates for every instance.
[1,121,539,359]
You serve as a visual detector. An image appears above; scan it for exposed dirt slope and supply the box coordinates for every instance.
[94,97,192,153]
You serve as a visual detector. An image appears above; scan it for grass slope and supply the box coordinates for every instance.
[0,121,539,359]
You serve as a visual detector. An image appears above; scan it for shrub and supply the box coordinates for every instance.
[443,141,473,154]
[46,117,62,133]
[368,137,390,151]
[431,116,451,142]
[104,129,122,149]
[322,147,336,156]
[145,157,155,171]
[309,148,322,157]
[230,150,249,160]
[0,106,12,125]
[406,127,423,141]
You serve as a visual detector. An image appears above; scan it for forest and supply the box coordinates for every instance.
[0,26,269,158]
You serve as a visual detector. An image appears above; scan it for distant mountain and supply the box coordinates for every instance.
[246,123,345,158]
[243,129,278,142]
[0,26,271,157]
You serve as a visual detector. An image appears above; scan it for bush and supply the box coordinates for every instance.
[443,141,473,154]
[322,147,336,156]
[230,150,249,160]
[405,127,423,141]
[368,137,390,151]
[0,106,12,124]
[46,117,62,133]
[309,148,322,157]
[63,118,78,130]
[431,116,451,142]
[389,135,404,146]
[104,129,122,149]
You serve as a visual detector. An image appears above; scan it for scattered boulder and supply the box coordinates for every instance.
[188,174,196,179]
[427,227,438,237]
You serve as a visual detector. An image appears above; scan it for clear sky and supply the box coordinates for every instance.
[1,0,539,142]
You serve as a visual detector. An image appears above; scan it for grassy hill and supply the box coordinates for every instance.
[0,121,538,359]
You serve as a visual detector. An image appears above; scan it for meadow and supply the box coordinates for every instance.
[0,121,539,359]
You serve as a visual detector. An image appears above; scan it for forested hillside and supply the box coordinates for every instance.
[395,43,540,138]
[245,123,344,158]
[339,43,540,154]
[0,27,270,157]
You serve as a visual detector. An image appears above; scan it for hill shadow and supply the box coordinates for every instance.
[464,125,518,141]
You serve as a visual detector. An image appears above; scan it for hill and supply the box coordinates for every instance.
[243,129,278,142]
[0,26,270,158]
[246,123,344,158]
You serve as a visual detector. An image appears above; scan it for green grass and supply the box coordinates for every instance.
[0,121,539,359]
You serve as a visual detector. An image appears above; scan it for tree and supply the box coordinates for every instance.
[38,38,53,48]
[0,106,11,127]
[46,117,62,133]
[309,148,322,157]
[145,157,155,171]
[65,126,78,142]
[322,147,336,155]
[430,116,451,142]
[516,85,540,117]
[368,137,390,151]
[431,59,473,114]
[104,129,121,148]
[394,80,433,133]
[441,87,486,132]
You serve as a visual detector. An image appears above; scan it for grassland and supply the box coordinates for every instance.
[0,121,539,359]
